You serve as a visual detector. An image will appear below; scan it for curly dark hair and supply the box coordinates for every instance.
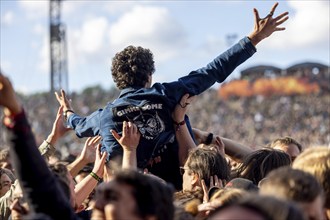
[111,46,155,89]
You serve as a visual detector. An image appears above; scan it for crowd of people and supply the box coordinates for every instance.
[0,2,329,220]
[1,78,328,160]
[189,89,329,148]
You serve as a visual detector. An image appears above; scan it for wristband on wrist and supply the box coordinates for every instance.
[90,172,102,182]
[204,133,214,145]
[64,109,74,114]
[174,120,186,131]
[63,109,74,120]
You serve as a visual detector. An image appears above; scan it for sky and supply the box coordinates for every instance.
[1,0,329,95]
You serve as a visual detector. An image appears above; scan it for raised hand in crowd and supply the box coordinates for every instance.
[172,93,195,124]
[0,73,22,116]
[197,176,224,217]
[74,143,107,211]
[192,128,253,162]
[1,72,79,219]
[201,175,223,204]
[45,106,71,145]
[248,2,289,46]
[111,121,141,170]
[67,136,100,177]
[39,105,71,161]
[55,89,75,120]
[199,136,226,158]
[213,136,225,158]
[172,93,196,166]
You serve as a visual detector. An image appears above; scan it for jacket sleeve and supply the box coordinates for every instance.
[5,111,78,220]
[163,37,256,101]
[67,109,102,138]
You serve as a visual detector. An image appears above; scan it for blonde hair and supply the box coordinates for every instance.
[210,188,248,206]
[292,147,330,208]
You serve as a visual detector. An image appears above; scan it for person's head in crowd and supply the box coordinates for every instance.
[259,166,325,220]
[174,188,203,207]
[9,181,29,219]
[0,147,13,171]
[208,194,306,220]
[181,147,230,191]
[111,46,155,90]
[233,148,291,185]
[209,188,248,209]
[225,177,259,192]
[0,167,16,197]
[49,162,77,210]
[292,147,330,212]
[9,182,54,220]
[92,169,174,220]
[268,136,302,161]
[173,188,203,218]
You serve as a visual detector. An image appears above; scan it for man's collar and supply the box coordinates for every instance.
[119,87,139,98]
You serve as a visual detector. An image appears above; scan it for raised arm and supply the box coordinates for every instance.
[55,89,102,138]
[67,136,100,177]
[192,128,253,161]
[163,3,289,102]
[0,72,77,219]
[55,89,74,119]
[74,144,107,210]
[0,74,22,116]
[172,94,197,166]
[39,106,71,161]
[248,2,289,46]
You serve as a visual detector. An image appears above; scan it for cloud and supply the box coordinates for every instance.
[262,1,329,50]
[1,11,14,26]
[67,17,109,69]
[103,1,138,15]
[77,17,108,54]
[0,60,12,72]
[108,5,187,62]
[18,0,48,20]
[62,1,88,15]
[38,36,49,74]
[33,23,46,35]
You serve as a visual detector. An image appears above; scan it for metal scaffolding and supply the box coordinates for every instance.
[49,0,68,93]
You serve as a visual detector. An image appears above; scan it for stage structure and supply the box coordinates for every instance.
[49,0,68,93]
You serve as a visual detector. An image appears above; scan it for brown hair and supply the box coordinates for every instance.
[208,194,306,220]
[269,136,303,152]
[111,46,155,89]
[260,166,324,203]
[186,147,230,187]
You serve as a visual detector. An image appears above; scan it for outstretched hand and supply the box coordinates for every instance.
[92,144,107,178]
[172,93,195,123]
[80,136,101,164]
[201,175,223,204]
[55,89,73,112]
[212,136,225,158]
[46,106,71,145]
[0,73,22,115]
[248,2,289,46]
[111,121,141,151]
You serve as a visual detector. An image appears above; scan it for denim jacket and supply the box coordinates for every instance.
[68,37,256,169]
